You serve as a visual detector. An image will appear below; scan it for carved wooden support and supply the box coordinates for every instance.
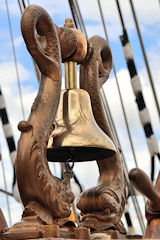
[1,4,128,239]
[0,5,92,240]
[77,36,127,235]
[129,168,160,238]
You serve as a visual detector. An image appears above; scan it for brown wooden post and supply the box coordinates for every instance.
[129,169,160,238]
[144,172,160,238]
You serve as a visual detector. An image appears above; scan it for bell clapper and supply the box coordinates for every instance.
[63,149,75,184]
[63,161,74,183]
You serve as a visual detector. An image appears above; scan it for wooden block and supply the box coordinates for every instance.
[0,222,91,240]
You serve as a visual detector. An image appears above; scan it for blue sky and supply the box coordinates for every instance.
[0,0,160,235]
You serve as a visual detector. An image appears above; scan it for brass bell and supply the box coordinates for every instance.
[47,61,116,162]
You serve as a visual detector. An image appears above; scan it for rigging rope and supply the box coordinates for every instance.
[5,0,25,120]
[124,202,134,234]
[68,0,88,38]
[0,87,20,203]
[17,0,41,83]
[18,0,29,12]
[116,0,160,182]
[17,0,23,14]
[0,189,13,197]
[129,0,160,122]
[21,0,26,9]
[0,87,16,167]
[0,145,12,226]
[97,0,139,169]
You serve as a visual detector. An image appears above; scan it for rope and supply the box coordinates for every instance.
[115,0,125,30]
[0,87,20,203]
[129,0,160,122]
[67,164,83,193]
[0,87,17,167]
[5,0,25,120]
[21,0,26,9]
[98,0,139,169]
[116,0,160,182]
[17,0,23,14]
[68,0,88,38]
[17,0,41,83]
[125,202,135,234]
[100,90,118,145]
[18,0,30,12]
[0,150,12,225]
[0,188,13,197]
[120,30,160,181]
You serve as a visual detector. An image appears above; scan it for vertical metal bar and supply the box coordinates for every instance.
[65,62,77,89]
[65,62,69,89]
[68,62,77,89]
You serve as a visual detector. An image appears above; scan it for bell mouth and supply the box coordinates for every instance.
[47,146,115,162]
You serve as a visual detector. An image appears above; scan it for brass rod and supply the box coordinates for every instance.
[69,61,77,89]
[64,62,69,89]
[65,61,77,89]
